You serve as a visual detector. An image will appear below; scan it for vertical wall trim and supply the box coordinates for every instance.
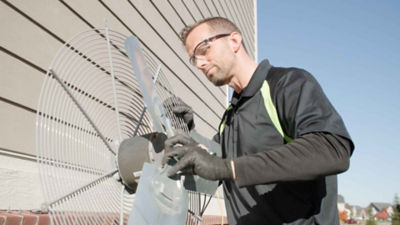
[254,0,258,62]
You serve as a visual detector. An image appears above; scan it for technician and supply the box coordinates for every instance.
[163,17,354,225]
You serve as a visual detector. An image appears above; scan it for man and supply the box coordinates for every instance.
[163,17,354,225]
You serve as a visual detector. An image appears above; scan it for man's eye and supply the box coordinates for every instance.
[196,46,209,56]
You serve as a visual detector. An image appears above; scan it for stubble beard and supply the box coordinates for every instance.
[211,76,226,86]
[209,68,230,87]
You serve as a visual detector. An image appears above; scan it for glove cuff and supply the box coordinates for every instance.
[222,158,235,180]
[188,120,195,131]
[230,159,236,180]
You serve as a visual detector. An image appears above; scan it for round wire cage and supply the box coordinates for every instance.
[35,27,201,225]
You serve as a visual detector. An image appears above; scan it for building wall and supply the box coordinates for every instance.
[0,0,257,212]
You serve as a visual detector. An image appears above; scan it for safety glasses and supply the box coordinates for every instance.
[189,33,231,66]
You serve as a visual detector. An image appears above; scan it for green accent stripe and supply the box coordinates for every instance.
[261,81,293,142]
[219,119,226,135]
[284,134,293,143]
[219,105,233,135]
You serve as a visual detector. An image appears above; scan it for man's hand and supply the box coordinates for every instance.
[162,133,233,181]
[163,132,197,155]
[162,132,198,167]
[163,97,195,130]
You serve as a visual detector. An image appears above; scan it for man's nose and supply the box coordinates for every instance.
[195,57,207,69]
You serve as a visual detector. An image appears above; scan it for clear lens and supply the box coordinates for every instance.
[190,42,209,66]
[196,44,209,56]
[189,33,231,66]
[189,56,196,66]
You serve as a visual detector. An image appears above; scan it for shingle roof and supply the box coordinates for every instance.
[371,202,392,211]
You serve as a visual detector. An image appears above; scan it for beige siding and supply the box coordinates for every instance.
[0,51,44,111]
[0,0,256,210]
[0,101,36,156]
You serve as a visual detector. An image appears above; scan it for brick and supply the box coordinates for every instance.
[201,215,228,225]
[20,212,38,225]
[35,213,50,225]
[1,215,6,225]
[2,212,23,225]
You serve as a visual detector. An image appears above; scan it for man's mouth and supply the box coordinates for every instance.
[205,66,214,77]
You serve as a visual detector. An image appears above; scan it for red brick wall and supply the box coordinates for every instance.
[0,211,227,225]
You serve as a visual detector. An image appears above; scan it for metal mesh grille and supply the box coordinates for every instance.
[36,28,149,225]
[36,28,202,225]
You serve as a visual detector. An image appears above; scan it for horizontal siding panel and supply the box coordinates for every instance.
[220,0,256,60]
[150,0,186,36]
[0,51,44,110]
[214,0,227,17]
[225,2,248,44]
[242,0,255,32]
[217,0,232,18]
[10,0,88,41]
[129,0,227,103]
[58,0,132,35]
[203,0,219,17]
[180,0,204,22]
[103,0,225,119]
[233,1,254,49]
[0,3,64,71]
[169,0,197,25]
[230,2,247,35]
[240,1,255,40]
[0,101,36,156]
[193,0,212,18]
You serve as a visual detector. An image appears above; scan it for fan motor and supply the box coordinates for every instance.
[117,132,167,193]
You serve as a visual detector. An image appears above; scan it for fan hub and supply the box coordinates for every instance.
[117,132,167,193]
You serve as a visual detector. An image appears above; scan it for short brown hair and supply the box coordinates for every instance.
[180,17,242,45]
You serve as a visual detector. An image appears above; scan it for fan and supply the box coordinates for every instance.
[36,27,219,225]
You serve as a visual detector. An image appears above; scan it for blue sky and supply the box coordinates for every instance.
[257,1,400,207]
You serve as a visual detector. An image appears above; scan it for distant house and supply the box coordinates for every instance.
[369,202,393,220]
[337,195,369,221]
[338,195,346,212]
[337,195,351,220]
[376,208,388,220]
[350,205,367,220]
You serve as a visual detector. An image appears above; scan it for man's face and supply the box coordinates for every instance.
[185,23,234,86]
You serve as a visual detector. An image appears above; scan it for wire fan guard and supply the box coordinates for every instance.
[36,28,190,225]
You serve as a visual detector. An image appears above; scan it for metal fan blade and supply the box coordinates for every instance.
[124,36,224,225]
[128,163,188,225]
[124,36,174,137]
[124,36,189,224]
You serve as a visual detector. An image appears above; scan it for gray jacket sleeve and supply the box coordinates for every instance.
[234,132,352,187]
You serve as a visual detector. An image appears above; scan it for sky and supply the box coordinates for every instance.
[257,1,400,207]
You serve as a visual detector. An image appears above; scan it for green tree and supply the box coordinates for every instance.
[366,206,377,225]
[393,194,400,225]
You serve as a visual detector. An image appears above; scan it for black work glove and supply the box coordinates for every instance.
[163,97,195,131]
[163,132,197,154]
[162,134,233,181]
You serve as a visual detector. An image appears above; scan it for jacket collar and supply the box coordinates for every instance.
[230,59,272,106]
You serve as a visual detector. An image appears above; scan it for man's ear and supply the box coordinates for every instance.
[230,32,243,53]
